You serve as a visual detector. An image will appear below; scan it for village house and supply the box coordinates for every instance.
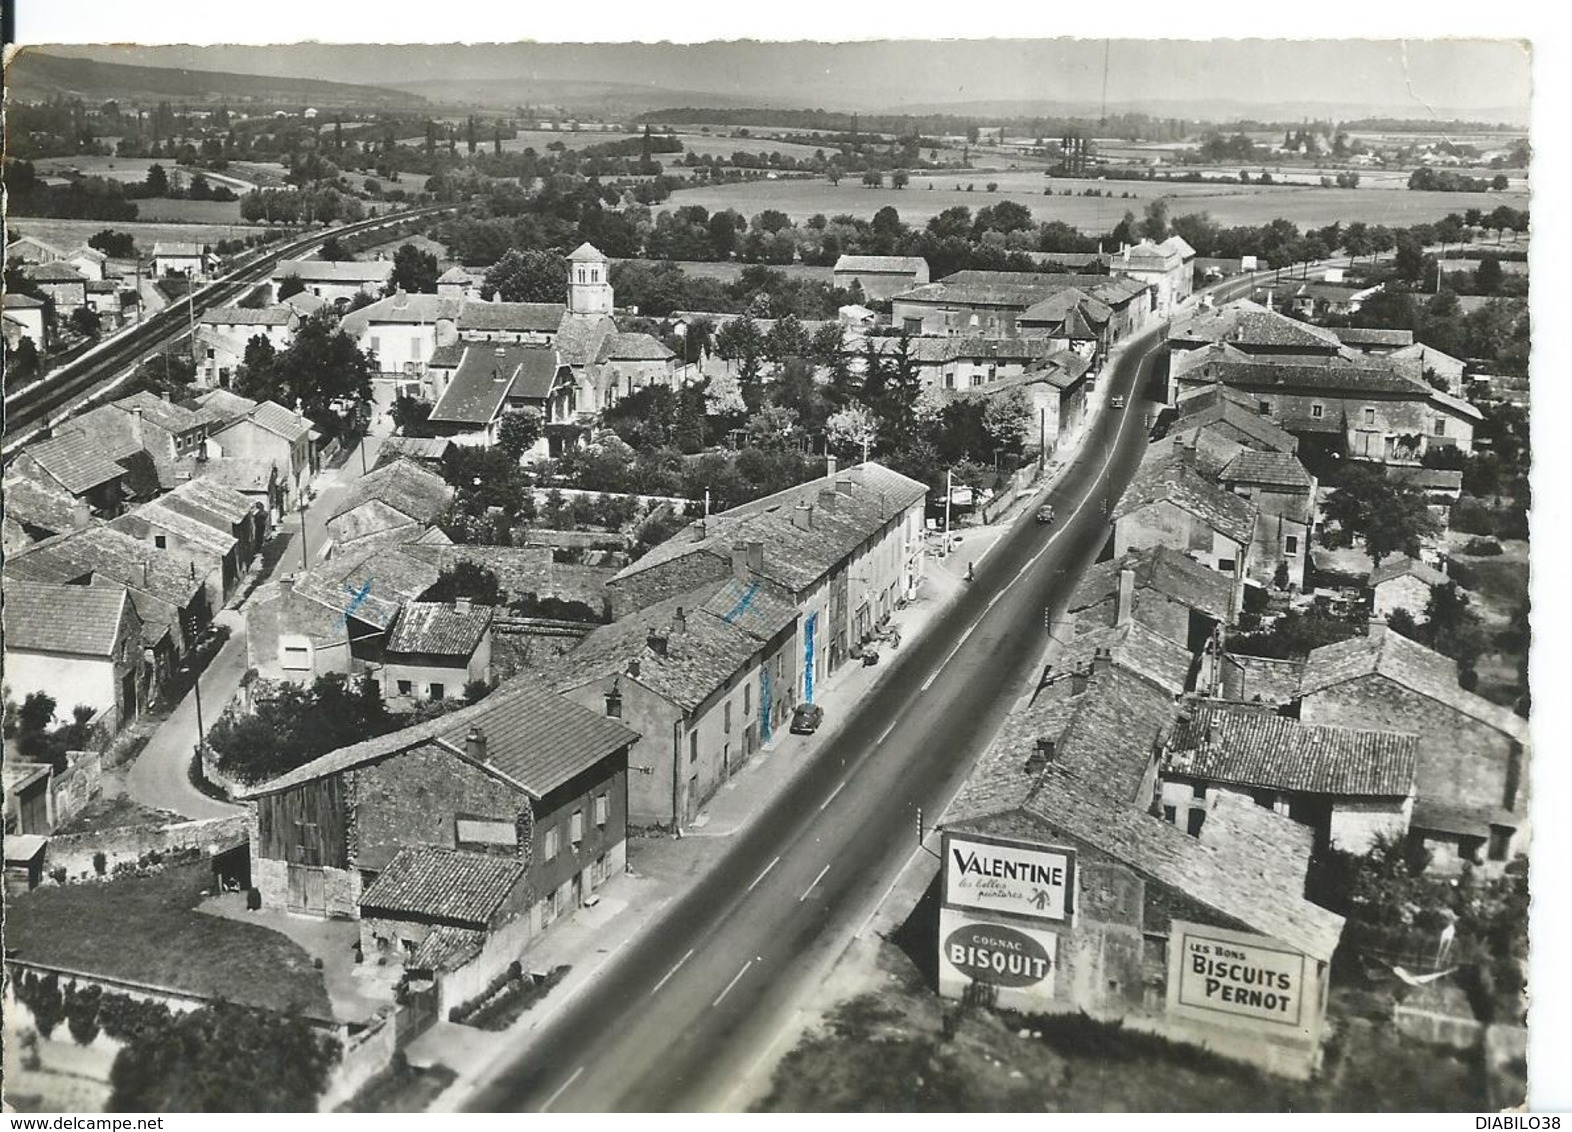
[437,264,483,300]
[338,290,462,403]
[190,454,286,520]
[1297,625,1531,867]
[84,279,132,327]
[2,579,149,729]
[380,599,496,705]
[5,234,67,265]
[71,391,216,492]
[2,473,91,549]
[1067,545,1236,653]
[238,680,638,1016]
[893,272,1149,341]
[4,293,49,351]
[1331,327,1416,356]
[152,241,214,279]
[556,574,799,827]
[209,399,316,505]
[63,244,108,282]
[1168,300,1346,367]
[1368,556,1452,621]
[832,254,931,301]
[271,258,394,304]
[1108,236,1196,316]
[1214,448,1318,590]
[196,305,300,388]
[939,354,1095,458]
[606,461,926,708]
[110,497,243,612]
[1163,385,1302,471]
[455,300,566,347]
[8,430,129,517]
[939,663,1344,1079]
[1160,702,1418,853]
[426,344,570,453]
[1041,624,1198,699]
[153,475,269,570]
[22,262,88,315]
[1014,288,1113,363]
[326,457,454,553]
[868,335,1074,395]
[6,525,211,672]
[1389,341,1468,397]
[1112,452,1258,598]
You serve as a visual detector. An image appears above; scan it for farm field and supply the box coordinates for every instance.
[9,217,286,254]
[661,172,1531,232]
[132,197,245,223]
[31,155,165,183]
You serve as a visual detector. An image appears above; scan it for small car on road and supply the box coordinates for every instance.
[1036,504,1056,524]
[790,703,824,735]
[1111,395,1126,409]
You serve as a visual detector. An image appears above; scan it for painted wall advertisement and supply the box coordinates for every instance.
[941,831,1075,923]
[937,907,1059,1010]
[1166,921,1318,1038]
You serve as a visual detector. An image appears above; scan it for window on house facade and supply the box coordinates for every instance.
[370,336,380,356]
[570,810,584,847]
[1257,400,1271,416]
[1310,403,1324,419]
[1285,534,1299,554]
[429,683,445,701]
[743,682,752,717]
[1162,805,1177,824]
[723,701,732,733]
[543,825,559,861]
[1187,809,1206,836]
[1217,558,1236,574]
[154,535,168,549]
[1435,418,1447,436]
[690,731,699,764]
[1363,406,1376,425]
[594,792,609,827]
[1191,783,1207,800]
[397,679,413,695]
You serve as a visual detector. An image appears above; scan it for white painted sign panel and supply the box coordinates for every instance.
[936,907,1060,1010]
[942,831,1076,923]
[1168,921,1308,1030]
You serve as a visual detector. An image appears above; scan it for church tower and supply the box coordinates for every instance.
[566,241,613,317]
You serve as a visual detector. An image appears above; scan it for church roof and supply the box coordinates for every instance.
[568,242,609,263]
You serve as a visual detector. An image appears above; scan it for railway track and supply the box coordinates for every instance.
[3,202,458,456]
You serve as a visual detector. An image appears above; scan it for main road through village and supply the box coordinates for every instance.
[467,271,1269,1113]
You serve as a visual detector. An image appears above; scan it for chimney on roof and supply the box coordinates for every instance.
[604,678,623,719]
[393,287,408,309]
[627,658,640,679]
[818,486,839,512]
[129,406,145,446]
[672,606,687,635]
[1367,615,1387,643]
[647,630,669,658]
[466,726,488,763]
[1092,646,1114,677]
[1025,736,1057,777]
[71,501,91,530]
[281,572,296,593]
[792,502,814,531]
[826,454,838,479]
[731,539,764,581]
[1116,564,1136,627]
[1070,664,1090,697]
[454,596,472,615]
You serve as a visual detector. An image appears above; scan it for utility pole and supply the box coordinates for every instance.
[299,501,310,571]
[943,468,953,559]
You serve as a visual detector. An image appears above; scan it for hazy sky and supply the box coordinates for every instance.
[41,39,1531,120]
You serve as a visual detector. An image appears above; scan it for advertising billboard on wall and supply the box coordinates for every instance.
[936,906,1060,1012]
[1166,920,1317,1038]
[941,830,1076,924]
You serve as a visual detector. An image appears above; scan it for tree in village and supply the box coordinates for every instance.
[317,236,354,262]
[982,390,1033,458]
[1319,465,1439,566]
[482,248,568,303]
[743,405,802,452]
[496,407,543,462]
[390,242,440,294]
[422,562,504,606]
[207,673,391,783]
[715,315,767,387]
[704,369,748,422]
[8,336,41,383]
[233,311,374,431]
[1139,198,1171,242]
[824,405,879,459]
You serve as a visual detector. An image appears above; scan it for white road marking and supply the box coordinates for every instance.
[541,1065,584,1112]
[799,863,831,902]
[650,947,694,996]
[818,780,847,811]
[712,959,753,1007]
[746,856,781,893]
[876,719,898,745]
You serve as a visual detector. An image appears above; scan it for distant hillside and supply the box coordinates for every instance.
[6,50,425,108]
[388,77,771,116]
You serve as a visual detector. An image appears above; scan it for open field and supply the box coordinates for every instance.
[31,155,165,183]
[132,197,246,223]
[8,217,284,252]
[661,172,1531,231]
[611,257,834,283]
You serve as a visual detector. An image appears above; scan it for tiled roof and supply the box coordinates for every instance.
[893,280,1056,309]
[430,344,562,424]
[339,293,461,337]
[557,579,796,712]
[244,401,313,442]
[199,306,295,327]
[376,436,454,464]
[568,242,608,263]
[1199,354,1430,396]
[1369,555,1449,589]
[597,332,675,363]
[399,543,607,611]
[1301,629,1530,742]
[3,471,82,534]
[410,925,487,971]
[386,601,494,657]
[1019,287,1114,327]
[553,314,615,367]
[331,457,453,528]
[358,846,525,926]
[192,455,278,492]
[612,462,926,598]
[114,390,208,434]
[6,526,203,624]
[281,291,327,315]
[20,429,130,495]
[1160,234,1197,259]
[1428,387,1484,421]
[1169,301,1344,352]
[1166,703,1418,797]
[273,258,393,283]
[428,342,467,367]
[153,242,206,257]
[1171,398,1300,455]
[1069,546,1235,625]
[112,500,239,557]
[4,293,46,309]
[438,265,480,284]
[158,476,257,527]
[1219,449,1315,490]
[1334,327,1415,347]
[292,542,445,630]
[456,301,565,333]
[192,388,261,425]
[1114,453,1258,545]
[3,578,131,657]
[1051,620,1196,695]
[1385,466,1463,492]
[24,262,87,284]
[243,677,638,801]
[834,255,928,274]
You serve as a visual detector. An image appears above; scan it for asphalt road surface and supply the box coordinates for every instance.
[462,278,1286,1113]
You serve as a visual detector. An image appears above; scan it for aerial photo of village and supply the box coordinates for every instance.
[0,30,1542,1115]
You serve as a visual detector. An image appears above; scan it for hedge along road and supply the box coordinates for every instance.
[455,274,1283,1113]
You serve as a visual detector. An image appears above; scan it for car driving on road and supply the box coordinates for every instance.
[1111,395,1126,409]
[1036,504,1055,524]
